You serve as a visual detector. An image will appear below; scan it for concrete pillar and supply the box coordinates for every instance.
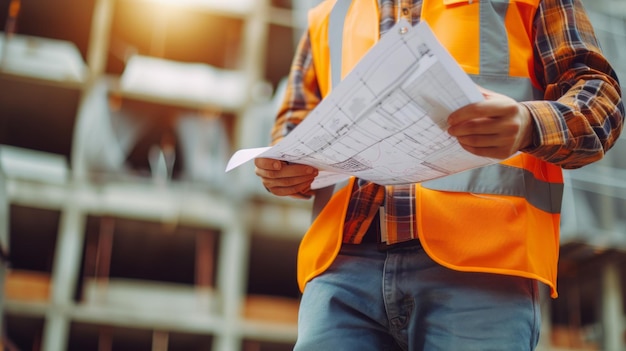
[602,262,625,351]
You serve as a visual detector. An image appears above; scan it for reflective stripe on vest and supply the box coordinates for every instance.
[310,0,362,223]
[423,163,564,214]
[329,0,353,89]
[468,0,543,101]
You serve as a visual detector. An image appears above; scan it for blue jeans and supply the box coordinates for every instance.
[295,242,541,351]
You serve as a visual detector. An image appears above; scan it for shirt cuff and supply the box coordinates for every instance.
[518,101,563,153]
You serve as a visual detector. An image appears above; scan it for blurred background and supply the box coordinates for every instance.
[0,0,623,350]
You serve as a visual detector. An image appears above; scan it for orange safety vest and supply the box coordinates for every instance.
[298,0,564,298]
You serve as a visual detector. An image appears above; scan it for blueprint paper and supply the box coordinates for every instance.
[226,20,499,189]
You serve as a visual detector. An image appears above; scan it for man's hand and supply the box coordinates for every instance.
[447,88,535,159]
[254,158,319,197]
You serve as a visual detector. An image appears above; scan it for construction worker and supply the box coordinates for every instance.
[255,0,624,350]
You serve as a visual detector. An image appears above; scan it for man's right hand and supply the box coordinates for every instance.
[254,157,319,198]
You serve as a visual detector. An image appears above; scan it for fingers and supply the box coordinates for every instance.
[447,95,518,128]
[448,118,523,159]
[254,157,283,171]
[448,115,520,140]
[262,174,316,197]
[446,92,532,159]
[254,158,317,178]
[254,158,319,197]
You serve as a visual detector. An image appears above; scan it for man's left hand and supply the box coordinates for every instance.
[447,88,534,159]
